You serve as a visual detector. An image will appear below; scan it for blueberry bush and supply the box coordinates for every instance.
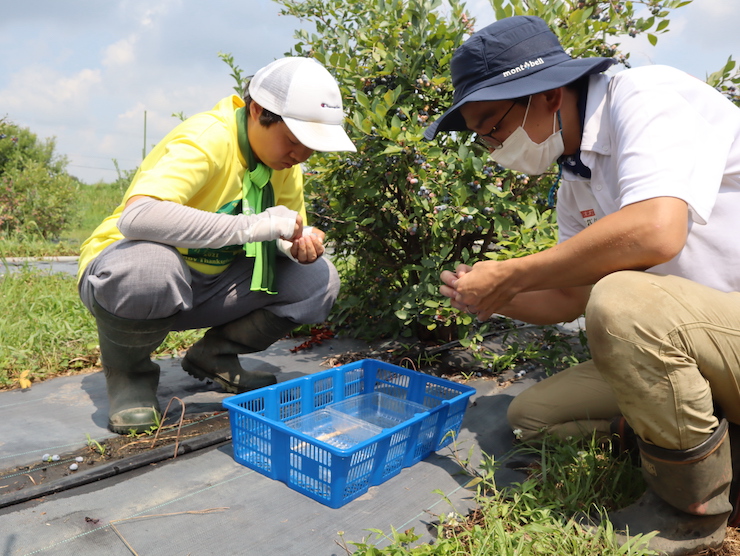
[706,56,740,107]
[259,0,691,341]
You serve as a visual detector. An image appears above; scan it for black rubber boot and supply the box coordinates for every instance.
[606,418,732,555]
[181,309,296,393]
[92,301,175,435]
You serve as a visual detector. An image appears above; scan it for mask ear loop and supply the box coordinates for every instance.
[522,95,533,126]
[547,109,564,208]
[552,109,561,133]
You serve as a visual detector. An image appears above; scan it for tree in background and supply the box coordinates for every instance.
[0,118,79,240]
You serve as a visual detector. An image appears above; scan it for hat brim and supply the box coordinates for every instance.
[425,57,615,140]
[284,117,357,153]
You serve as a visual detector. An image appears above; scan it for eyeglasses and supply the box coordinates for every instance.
[474,101,517,150]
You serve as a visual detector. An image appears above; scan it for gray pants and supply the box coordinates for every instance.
[78,239,340,330]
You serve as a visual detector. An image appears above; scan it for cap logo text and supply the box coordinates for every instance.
[321,102,340,109]
[502,57,545,78]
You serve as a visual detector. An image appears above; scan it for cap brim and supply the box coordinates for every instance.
[425,57,615,140]
[284,117,357,152]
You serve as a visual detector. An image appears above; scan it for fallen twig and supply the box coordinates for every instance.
[109,507,229,555]
[151,397,186,458]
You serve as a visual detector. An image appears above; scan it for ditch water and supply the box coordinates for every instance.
[0,256,78,277]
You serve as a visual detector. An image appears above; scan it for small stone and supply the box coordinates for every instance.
[51,455,60,462]
[69,463,78,471]
[42,454,51,462]
[75,456,84,463]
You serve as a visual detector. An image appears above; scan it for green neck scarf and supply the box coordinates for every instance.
[236,106,277,294]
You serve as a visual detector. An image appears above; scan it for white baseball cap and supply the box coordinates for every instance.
[248,57,356,153]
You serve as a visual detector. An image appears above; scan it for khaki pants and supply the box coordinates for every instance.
[507,271,740,450]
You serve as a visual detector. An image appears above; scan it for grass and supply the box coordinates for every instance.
[0,265,98,388]
[0,265,204,390]
[0,179,205,389]
[0,233,80,258]
[339,436,657,556]
[65,180,126,245]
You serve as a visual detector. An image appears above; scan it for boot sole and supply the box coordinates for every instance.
[181,357,240,394]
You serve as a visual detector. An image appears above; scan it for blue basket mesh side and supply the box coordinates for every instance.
[373,367,411,399]
[240,396,266,415]
[412,414,440,461]
[343,366,365,399]
[313,375,336,409]
[437,399,469,449]
[381,428,412,477]
[288,437,333,502]
[279,385,304,421]
[231,414,273,473]
[422,382,463,408]
[289,468,331,502]
[343,445,377,500]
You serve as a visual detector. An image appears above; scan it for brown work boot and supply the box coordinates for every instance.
[602,418,732,555]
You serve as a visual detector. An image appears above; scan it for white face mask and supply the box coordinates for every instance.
[490,96,564,175]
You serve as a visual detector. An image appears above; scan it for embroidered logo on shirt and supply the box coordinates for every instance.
[320,103,340,110]
[502,58,545,78]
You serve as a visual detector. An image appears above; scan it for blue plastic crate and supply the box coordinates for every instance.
[222,359,476,508]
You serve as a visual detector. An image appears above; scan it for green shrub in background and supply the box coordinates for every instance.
[2,161,80,240]
[262,0,690,341]
[0,119,80,240]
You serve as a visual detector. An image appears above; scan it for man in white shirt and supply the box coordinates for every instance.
[426,15,740,555]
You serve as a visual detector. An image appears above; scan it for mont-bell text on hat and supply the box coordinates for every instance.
[503,57,545,78]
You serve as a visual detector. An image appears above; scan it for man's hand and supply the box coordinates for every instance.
[289,227,325,264]
[440,264,472,311]
[452,260,522,320]
[440,262,520,320]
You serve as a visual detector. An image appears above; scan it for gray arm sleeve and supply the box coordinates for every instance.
[117,196,298,249]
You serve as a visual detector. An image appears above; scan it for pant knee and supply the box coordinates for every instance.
[272,257,340,324]
[84,241,192,320]
[585,271,662,364]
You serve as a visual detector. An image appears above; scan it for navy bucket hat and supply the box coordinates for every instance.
[425,16,615,139]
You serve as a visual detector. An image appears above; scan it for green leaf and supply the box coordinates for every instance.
[356,91,371,110]
[521,207,539,228]
[647,33,658,46]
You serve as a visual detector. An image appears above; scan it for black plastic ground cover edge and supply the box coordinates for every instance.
[0,427,232,510]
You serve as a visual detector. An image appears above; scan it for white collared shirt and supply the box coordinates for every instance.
[556,66,740,292]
